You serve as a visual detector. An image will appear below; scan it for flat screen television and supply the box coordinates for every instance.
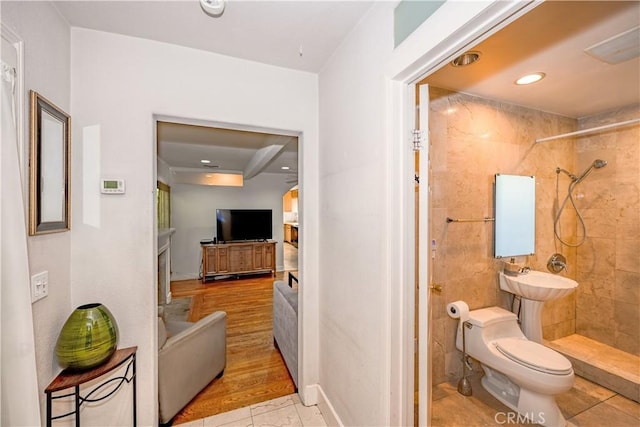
[216,209,272,242]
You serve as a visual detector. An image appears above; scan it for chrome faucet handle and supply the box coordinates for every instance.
[518,266,531,274]
[547,253,567,273]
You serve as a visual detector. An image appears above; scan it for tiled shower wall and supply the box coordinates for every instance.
[428,87,580,384]
[575,104,640,356]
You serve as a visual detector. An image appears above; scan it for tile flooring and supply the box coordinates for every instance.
[432,373,640,426]
[175,394,327,427]
[177,375,639,426]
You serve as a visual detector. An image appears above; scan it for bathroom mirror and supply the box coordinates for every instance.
[494,174,535,258]
[29,91,71,235]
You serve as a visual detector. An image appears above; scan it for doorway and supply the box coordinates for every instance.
[398,2,544,425]
[405,0,640,424]
[153,115,303,422]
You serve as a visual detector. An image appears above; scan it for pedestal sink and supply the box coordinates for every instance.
[499,270,578,343]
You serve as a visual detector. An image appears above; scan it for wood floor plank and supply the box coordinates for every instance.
[169,273,295,424]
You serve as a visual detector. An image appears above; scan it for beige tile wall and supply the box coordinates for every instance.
[428,87,580,384]
[575,105,640,356]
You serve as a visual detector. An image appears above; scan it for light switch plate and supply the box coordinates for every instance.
[31,271,48,302]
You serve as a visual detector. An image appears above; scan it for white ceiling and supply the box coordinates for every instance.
[157,121,298,179]
[425,1,640,119]
[53,0,372,183]
[53,0,373,73]
[53,1,640,183]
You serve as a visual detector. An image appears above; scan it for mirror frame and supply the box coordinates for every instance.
[29,90,71,235]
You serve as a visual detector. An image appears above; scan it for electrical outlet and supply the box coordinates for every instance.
[31,271,48,303]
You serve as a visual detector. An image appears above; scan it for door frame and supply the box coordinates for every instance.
[388,1,540,425]
[152,113,306,407]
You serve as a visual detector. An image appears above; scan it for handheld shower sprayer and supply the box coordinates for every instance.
[554,159,608,247]
[575,159,607,183]
[556,159,607,183]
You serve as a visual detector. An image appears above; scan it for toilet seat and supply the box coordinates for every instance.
[494,338,573,375]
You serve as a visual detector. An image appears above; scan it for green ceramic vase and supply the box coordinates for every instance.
[56,303,119,370]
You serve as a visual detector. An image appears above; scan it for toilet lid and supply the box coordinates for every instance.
[495,338,573,375]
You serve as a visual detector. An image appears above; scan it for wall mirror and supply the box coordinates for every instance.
[494,174,535,258]
[29,90,71,235]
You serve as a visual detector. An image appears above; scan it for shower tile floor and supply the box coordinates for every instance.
[431,373,640,426]
[548,334,639,402]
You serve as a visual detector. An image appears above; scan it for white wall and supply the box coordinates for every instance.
[70,28,319,425]
[316,1,527,425]
[1,2,72,423]
[171,174,292,279]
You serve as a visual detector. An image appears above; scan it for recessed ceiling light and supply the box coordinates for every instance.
[451,51,481,67]
[281,166,290,170]
[515,72,546,85]
[200,159,211,164]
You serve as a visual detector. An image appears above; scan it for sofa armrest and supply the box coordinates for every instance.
[273,281,298,387]
[158,311,226,423]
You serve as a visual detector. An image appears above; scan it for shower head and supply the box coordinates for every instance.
[593,159,608,169]
[575,159,607,183]
[556,159,607,183]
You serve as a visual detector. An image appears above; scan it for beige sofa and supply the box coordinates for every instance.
[158,311,227,424]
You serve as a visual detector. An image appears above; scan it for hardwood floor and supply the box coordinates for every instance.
[169,272,295,424]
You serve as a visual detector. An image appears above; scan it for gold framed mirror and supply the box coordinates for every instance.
[29,90,71,235]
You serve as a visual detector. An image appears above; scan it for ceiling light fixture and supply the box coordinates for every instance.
[200,159,211,164]
[200,0,226,17]
[515,72,546,85]
[281,166,290,170]
[451,51,481,67]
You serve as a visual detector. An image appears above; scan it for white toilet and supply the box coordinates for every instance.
[455,306,574,427]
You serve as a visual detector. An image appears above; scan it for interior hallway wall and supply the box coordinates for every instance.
[575,104,640,355]
[315,0,535,423]
[428,87,578,385]
[70,28,319,425]
[1,2,72,423]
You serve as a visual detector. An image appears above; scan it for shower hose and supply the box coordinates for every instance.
[554,175,588,247]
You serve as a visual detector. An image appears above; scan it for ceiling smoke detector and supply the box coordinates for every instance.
[200,0,226,17]
[451,51,481,67]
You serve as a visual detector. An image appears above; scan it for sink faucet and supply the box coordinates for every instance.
[518,266,531,274]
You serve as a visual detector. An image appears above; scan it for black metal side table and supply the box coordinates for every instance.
[45,346,137,427]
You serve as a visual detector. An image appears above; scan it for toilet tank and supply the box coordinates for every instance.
[456,307,524,350]
[468,307,517,327]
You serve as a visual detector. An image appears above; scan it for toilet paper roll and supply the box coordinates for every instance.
[447,300,469,322]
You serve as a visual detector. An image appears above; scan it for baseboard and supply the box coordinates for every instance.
[171,272,199,281]
[306,384,344,427]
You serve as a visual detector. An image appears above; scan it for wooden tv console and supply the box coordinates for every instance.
[201,241,276,282]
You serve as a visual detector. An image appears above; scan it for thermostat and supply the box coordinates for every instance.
[101,179,125,194]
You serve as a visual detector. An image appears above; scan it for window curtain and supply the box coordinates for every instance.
[1,60,41,425]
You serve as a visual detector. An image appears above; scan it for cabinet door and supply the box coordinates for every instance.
[253,245,264,269]
[284,224,292,242]
[264,243,275,269]
[229,245,252,272]
[217,247,229,273]
[283,192,292,212]
[204,247,217,275]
